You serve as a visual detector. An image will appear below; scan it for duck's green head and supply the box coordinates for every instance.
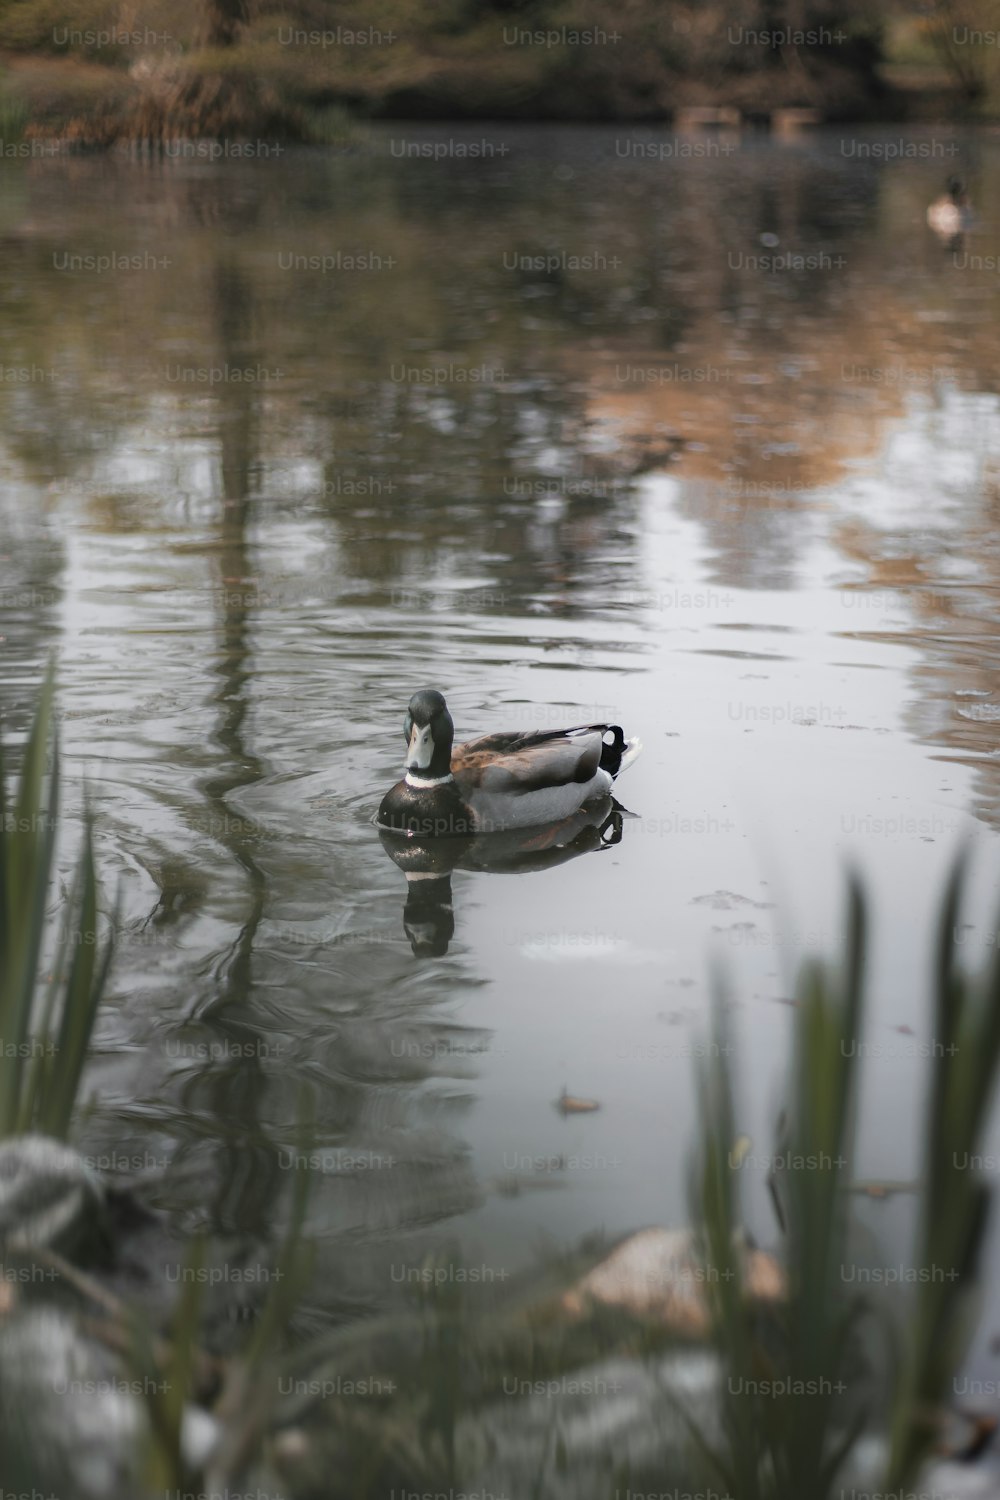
[404,689,454,776]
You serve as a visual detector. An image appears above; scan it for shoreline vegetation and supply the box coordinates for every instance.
[0,2,997,149]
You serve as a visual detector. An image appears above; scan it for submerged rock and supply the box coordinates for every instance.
[0,1307,145,1500]
[460,1346,722,1498]
[0,1306,220,1500]
[561,1226,785,1333]
[0,1134,106,1260]
[461,1347,1000,1500]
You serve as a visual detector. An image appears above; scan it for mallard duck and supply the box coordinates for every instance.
[927,178,972,239]
[378,690,641,837]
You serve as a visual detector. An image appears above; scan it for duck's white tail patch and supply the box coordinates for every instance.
[617,736,643,776]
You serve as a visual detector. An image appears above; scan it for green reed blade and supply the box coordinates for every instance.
[0,667,112,1142]
[0,667,57,1133]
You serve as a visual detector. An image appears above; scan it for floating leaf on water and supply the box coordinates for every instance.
[556,1089,600,1115]
[847,1179,918,1198]
[691,890,775,911]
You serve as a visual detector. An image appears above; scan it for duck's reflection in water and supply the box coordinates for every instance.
[380,798,627,957]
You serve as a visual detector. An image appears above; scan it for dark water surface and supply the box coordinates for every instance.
[3,124,1000,1364]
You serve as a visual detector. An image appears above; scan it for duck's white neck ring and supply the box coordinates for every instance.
[405,771,454,789]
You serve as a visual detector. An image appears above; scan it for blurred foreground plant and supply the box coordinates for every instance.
[691,859,1000,1499]
[131,1095,315,1495]
[0,666,114,1138]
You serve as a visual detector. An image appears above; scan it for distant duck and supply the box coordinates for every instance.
[378,689,642,837]
[927,177,972,239]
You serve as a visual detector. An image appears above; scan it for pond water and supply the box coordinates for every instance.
[3,124,1000,1371]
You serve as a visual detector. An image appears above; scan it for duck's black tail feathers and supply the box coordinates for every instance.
[597,726,643,780]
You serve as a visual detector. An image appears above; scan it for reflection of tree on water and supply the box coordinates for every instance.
[127,241,491,1275]
[4,146,1000,1281]
[175,257,280,1236]
[832,433,1000,833]
[674,480,813,592]
[0,495,64,739]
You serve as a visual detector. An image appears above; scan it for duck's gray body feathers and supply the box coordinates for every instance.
[456,726,619,832]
